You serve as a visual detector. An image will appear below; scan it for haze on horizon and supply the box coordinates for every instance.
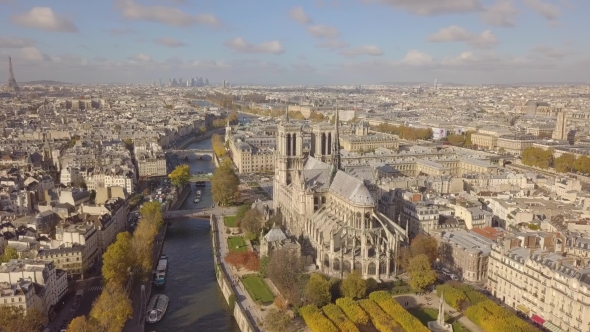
[0,0,589,85]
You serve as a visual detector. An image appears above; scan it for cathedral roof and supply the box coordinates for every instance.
[329,171,375,206]
[304,157,330,170]
[302,169,330,190]
[264,226,287,242]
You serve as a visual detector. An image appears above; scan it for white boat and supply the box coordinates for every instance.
[145,294,169,323]
[196,190,201,195]
[153,255,168,287]
[193,198,200,203]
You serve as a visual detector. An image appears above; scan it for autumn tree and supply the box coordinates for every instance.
[0,307,47,332]
[90,283,133,332]
[123,138,133,151]
[0,246,18,263]
[132,201,163,278]
[267,249,304,305]
[211,134,226,157]
[521,147,553,169]
[410,234,439,265]
[408,254,437,292]
[264,308,292,332]
[225,251,260,271]
[305,273,331,307]
[340,270,366,299]
[554,153,576,173]
[227,111,239,124]
[211,162,239,206]
[235,204,251,225]
[67,316,96,332]
[168,164,191,187]
[241,208,263,240]
[574,155,590,174]
[446,134,466,147]
[102,232,133,286]
[225,251,246,270]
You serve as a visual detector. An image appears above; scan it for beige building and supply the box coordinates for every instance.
[136,151,167,178]
[496,135,537,156]
[435,227,498,282]
[229,139,275,174]
[340,121,399,152]
[487,232,589,332]
[37,245,86,278]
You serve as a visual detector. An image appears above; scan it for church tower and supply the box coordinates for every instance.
[276,116,304,186]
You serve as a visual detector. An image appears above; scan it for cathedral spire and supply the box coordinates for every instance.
[285,106,289,123]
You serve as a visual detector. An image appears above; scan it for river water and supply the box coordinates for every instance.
[146,138,240,332]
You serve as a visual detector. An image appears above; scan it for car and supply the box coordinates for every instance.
[441,268,451,276]
[450,274,459,281]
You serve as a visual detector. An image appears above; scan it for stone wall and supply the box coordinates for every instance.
[210,215,257,332]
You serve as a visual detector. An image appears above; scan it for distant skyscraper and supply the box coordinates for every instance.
[434,79,438,91]
[205,78,209,86]
[553,111,568,140]
[159,79,162,87]
[7,56,19,92]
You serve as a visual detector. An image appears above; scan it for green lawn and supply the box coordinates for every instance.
[408,308,470,332]
[247,182,261,188]
[227,236,247,252]
[242,274,274,303]
[224,216,238,227]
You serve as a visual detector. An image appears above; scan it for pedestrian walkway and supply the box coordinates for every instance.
[214,213,267,331]
[393,293,483,332]
[86,286,103,292]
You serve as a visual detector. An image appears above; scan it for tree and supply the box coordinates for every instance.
[168,164,191,187]
[398,246,413,271]
[267,249,304,305]
[102,232,133,286]
[410,234,439,265]
[575,156,590,174]
[554,153,576,173]
[264,308,292,332]
[227,111,239,124]
[259,255,270,278]
[241,208,263,240]
[225,251,247,270]
[0,307,47,332]
[340,270,366,300]
[211,134,226,157]
[90,283,133,332]
[123,138,133,151]
[521,147,553,169]
[211,162,239,206]
[235,204,251,223]
[407,254,437,291]
[446,134,465,146]
[67,316,96,332]
[305,273,331,307]
[0,246,18,263]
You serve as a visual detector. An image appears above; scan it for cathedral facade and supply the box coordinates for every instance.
[272,113,406,280]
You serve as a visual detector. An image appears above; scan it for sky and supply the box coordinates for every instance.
[0,0,589,85]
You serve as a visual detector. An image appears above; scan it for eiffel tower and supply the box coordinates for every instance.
[7,56,19,92]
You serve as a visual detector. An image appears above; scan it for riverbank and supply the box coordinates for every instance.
[175,128,225,150]
[211,213,258,332]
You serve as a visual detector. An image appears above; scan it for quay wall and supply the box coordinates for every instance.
[210,215,256,332]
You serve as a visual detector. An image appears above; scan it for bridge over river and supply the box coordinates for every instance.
[164,208,214,220]
[166,149,214,159]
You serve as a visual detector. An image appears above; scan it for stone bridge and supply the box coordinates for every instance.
[166,149,214,160]
[164,209,212,220]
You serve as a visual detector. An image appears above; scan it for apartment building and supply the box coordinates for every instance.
[0,259,67,315]
[496,135,537,156]
[136,151,167,178]
[80,197,129,254]
[487,232,589,332]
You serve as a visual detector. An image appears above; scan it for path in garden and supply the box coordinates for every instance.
[216,212,277,330]
[393,293,483,332]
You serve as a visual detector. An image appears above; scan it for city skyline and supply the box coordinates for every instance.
[1,0,589,85]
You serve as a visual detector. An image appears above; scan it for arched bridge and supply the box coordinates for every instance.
[164,209,212,220]
[166,149,214,160]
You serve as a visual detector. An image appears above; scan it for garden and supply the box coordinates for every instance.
[241,274,275,303]
[224,215,238,227]
[227,236,247,252]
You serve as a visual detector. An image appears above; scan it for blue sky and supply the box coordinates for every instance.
[0,0,588,84]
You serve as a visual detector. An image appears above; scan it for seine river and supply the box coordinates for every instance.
[146,138,240,332]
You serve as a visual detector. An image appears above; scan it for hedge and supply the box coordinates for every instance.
[322,304,360,332]
[450,283,488,305]
[369,291,430,332]
[465,300,538,332]
[300,305,339,332]
[358,299,403,332]
[336,297,370,326]
[435,284,470,310]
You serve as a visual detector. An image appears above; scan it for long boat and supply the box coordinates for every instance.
[153,255,168,288]
[145,294,169,323]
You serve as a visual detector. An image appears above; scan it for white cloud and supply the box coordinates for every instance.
[115,0,221,27]
[428,26,498,49]
[130,53,152,62]
[481,0,519,27]
[292,63,316,73]
[224,37,284,55]
[523,0,560,22]
[11,7,78,33]
[107,27,135,36]
[401,50,435,66]
[155,37,187,48]
[0,36,35,48]
[366,0,482,16]
[316,40,349,49]
[307,25,340,38]
[20,47,51,61]
[289,7,313,24]
[340,45,384,58]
